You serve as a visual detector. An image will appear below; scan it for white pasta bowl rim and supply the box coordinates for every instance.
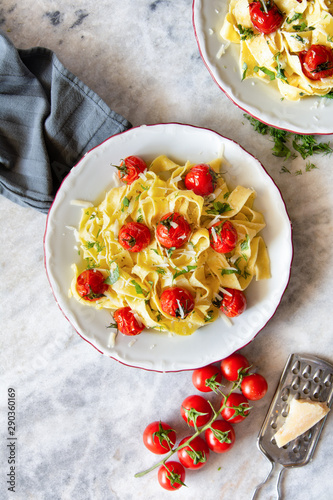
[43,122,293,372]
[192,0,333,135]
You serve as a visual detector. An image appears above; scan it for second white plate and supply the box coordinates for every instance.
[192,0,333,134]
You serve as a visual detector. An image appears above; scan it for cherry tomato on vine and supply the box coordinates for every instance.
[115,155,147,185]
[118,222,151,252]
[184,164,217,196]
[192,364,222,393]
[249,1,283,35]
[221,393,250,423]
[205,420,236,453]
[177,436,210,469]
[76,269,108,301]
[113,306,144,336]
[241,373,268,401]
[180,395,213,428]
[156,212,191,249]
[157,461,186,491]
[209,221,238,254]
[299,44,333,80]
[160,287,195,319]
[143,421,176,454]
[220,288,247,318]
[220,352,250,382]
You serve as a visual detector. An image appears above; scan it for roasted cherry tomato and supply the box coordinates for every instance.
[113,306,144,336]
[184,164,217,197]
[299,45,333,80]
[118,222,151,252]
[76,269,108,301]
[156,212,191,249]
[249,0,283,34]
[143,421,176,454]
[221,393,250,423]
[115,155,147,185]
[221,352,250,382]
[180,395,213,428]
[157,461,186,491]
[177,436,210,469]
[241,373,268,401]
[205,420,236,453]
[209,221,238,254]
[160,287,195,319]
[220,288,247,318]
[192,364,222,393]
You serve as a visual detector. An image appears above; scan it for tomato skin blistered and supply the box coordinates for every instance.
[115,155,147,185]
[76,269,108,301]
[160,287,195,319]
[249,1,284,35]
[113,306,144,335]
[220,288,247,318]
[300,45,333,80]
[184,164,217,196]
[209,220,238,254]
[156,212,191,249]
[118,222,151,252]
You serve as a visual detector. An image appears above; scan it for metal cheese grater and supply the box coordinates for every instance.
[251,353,333,500]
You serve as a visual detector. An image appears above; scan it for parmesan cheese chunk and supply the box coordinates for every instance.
[274,398,330,448]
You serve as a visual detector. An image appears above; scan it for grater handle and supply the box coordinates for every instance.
[251,461,285,500]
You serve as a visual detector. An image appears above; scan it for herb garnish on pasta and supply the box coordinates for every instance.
[69,155,270,336]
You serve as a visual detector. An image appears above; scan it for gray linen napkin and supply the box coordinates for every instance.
[0,30,132,213]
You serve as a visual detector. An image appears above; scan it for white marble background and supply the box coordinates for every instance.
[1,0,333,499]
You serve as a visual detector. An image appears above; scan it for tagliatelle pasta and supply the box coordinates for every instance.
[69,155,270,336]
[220,0,333,100]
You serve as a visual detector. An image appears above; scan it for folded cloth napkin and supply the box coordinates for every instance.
[0,30,132,213]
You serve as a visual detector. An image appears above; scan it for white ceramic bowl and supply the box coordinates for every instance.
[192,0,333,134]
[44,123,293,372]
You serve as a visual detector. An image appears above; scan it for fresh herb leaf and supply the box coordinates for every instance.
[292,135,333,159]
[305,162,318,172]
[173,265,197,280]
[104,263,120,285]
[131,280,148,297]
[204,310,215,323]
[240,234,250,251]
[254,65,276,81]
[155,267,166,275]
[274,52,288,83]
[237,24,256,41]
[206,201,232,215]
[242,62,248,81]
[121,196,130,212]
[244,115,269,135]
[286,13,303,24]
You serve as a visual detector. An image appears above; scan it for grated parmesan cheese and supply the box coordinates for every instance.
[211,226,218,242]
[113,219,119,239]
[176,299,185,319]
[70,199,94,208]
[107,330,117,348]
[171,175,182,184]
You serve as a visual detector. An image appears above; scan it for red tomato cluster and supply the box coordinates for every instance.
[140,351,268,491]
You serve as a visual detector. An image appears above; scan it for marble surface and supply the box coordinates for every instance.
[1,1,333,499]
